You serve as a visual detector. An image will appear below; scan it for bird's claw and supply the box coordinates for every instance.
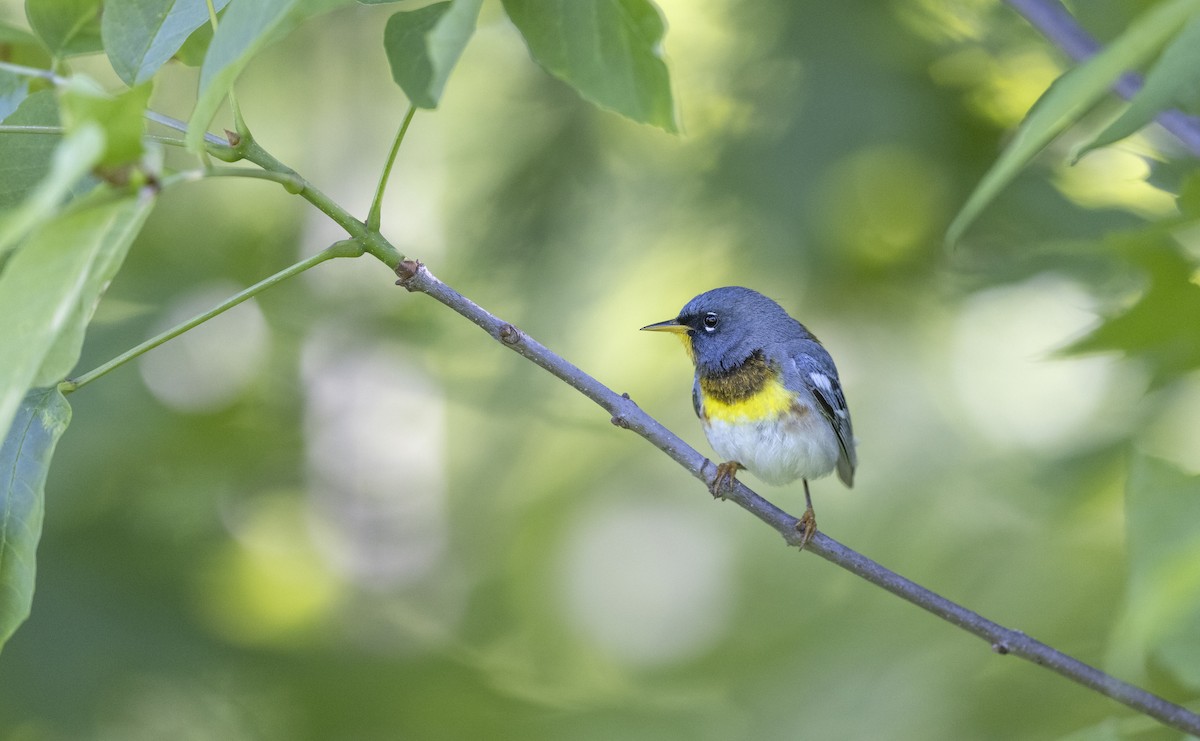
[709,461,744,499]
[796,506,818,550]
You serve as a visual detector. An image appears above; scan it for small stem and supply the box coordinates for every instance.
[367,105,418,232]
[0,125,63,135]
[0,60,66,85]
[145,133,190,148]
[144,110,228,149]
[236,137,404,266]
[201,0,249,144]
[0,125,191,150]
[204,166,306,190]
[59,240,364,394]
[157,166,307,190]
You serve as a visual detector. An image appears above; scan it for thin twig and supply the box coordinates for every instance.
[60,240,364,394]
[393,259,1200,737]
[1004,0,1200,157]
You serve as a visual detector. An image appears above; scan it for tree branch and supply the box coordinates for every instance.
[393,259,1200,737]
[1004,0,1200,157]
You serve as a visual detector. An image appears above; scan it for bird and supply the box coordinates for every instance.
[641,286,856,548]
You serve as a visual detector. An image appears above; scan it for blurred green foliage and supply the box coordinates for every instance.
[1,0,1200,739]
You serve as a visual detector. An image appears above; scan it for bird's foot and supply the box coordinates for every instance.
[796,506,818,550]
[709,461,744,499]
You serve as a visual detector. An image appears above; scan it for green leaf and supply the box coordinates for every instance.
[1177,170,1200,219]
[0,189,155,440]
[0,387,70,653]
[25,0,104,58]
[0,22,54,119]
[33,192,157,388]
[58,76,152,167]
[1116,455,1200,690]
[1066,235,1200,386]
[102,0,233,86]
[1079,11,1200,156]
[944,0,1200,247]
[0,21,49,59]
[500,0,677,132]
[185,0,350,152]
[0,122,104,258]
[383,0,481,109]
[0,90,70,212]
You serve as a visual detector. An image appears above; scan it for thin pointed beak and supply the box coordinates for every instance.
[640,318,690,334]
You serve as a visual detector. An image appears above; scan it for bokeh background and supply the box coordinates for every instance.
[3,0,1199,739]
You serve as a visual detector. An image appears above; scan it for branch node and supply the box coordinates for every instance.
[395,259,424,290]
[224,129,241,147]
[992,642,1011,655]
[499,323,523,346]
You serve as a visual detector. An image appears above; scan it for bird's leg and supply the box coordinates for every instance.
[796,479,818,549]
[709,461,744,499]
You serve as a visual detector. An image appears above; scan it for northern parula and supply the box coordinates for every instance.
[642,286,857,546]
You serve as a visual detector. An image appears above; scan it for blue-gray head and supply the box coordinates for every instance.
[641,287,810,373]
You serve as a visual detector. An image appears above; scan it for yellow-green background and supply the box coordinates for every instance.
[2,1,1198,739]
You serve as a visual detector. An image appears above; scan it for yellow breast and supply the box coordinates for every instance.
[701,375,796,423]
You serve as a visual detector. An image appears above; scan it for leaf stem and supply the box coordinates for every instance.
[0,125,62,135]
[233,135,404,266]
[59,240,364,395]
[159,166,307,190]
[144,110,229,149]
[367,105,418,232]
[0,124,191,150]
[0,60,66,85]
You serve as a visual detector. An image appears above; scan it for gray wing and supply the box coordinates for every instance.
[691,374,703,419]
[784,342,856,487]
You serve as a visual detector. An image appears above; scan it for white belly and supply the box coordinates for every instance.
[703,406,840,486]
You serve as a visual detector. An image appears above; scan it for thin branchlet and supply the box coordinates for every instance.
[392,259,1200,738]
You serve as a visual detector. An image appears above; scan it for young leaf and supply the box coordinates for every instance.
[25,0,104,58]
[186,0,351,152]
[500,0,677,133]
[0,387,71,653]
[944,0,1200,247]
[1117,455,1200,690]
[0,122,105,259]
[0,189,155,442]
[103,0,234,86]
[1078,11,1200,157]
[58,76,152,167]
[383,0,482,109]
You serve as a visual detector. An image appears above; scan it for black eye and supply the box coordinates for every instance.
[702,313,718,331]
